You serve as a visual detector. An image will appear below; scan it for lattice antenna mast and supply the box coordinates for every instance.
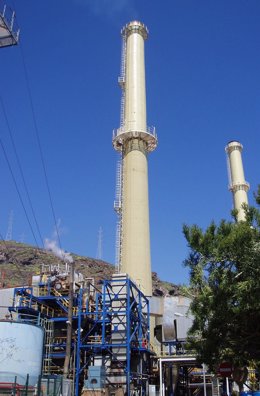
[0,3,20,48]
[5,209,14,241]
[20,232,25,243]
[114,32,126,272]
[96,226,103,260]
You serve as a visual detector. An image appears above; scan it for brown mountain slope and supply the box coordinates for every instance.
[0,241,181,296]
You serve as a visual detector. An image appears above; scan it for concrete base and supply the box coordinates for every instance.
[81,388,126,396]
[109,388,125,396]
[81,389,109,396]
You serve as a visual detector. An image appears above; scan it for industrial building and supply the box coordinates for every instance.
[0,5,251,396]
[0,262,206,396]
[0,14,201,395]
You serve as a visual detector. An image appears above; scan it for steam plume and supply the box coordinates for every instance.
[44,238,73,263]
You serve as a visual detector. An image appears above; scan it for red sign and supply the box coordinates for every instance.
[218,362,233,377]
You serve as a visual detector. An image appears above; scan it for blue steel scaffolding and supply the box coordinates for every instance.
[76,274,151,396]
[9,272,151,396]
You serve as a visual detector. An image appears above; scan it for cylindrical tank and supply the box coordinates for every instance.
[0,320,44,386]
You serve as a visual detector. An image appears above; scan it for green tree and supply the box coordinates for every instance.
[183,197,260,372]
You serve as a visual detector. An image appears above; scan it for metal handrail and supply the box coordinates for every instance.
[0,2,20,41]
[113,125,157,139]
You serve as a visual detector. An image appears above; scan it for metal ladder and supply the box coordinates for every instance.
[114,159,122,213]
[119,33,126,128]
[52,288,69,311]
[114,157,123,272]
[114,33,126,272]
[43,319,54,374]
[115,218,121,272]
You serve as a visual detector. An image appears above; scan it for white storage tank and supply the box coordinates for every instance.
[0,320,44,386]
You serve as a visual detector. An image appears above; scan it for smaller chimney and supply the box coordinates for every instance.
[225,141,250,221]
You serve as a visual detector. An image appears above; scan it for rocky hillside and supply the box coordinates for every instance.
[0,241,181,296]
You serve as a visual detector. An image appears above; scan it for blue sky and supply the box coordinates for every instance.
[1,0,259,284]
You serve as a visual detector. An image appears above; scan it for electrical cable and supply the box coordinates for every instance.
[0,95,44,247]
[18,43,62,250]
[0,135,39,247]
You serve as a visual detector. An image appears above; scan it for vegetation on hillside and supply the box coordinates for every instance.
[0,241,180,296]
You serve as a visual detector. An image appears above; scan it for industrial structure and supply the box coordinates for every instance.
[0,265,153,396]
[0,15,226,396]
[0,263,209,396]
[0,2,19,48]
[113,21,157,297]
[225,141,250,222]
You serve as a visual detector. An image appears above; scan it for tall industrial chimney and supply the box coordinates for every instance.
[113,21,157,296]
[225,141,250,222]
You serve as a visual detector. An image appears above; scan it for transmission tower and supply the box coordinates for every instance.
[96,226,103,260]
[5,210,14,241]
[1,4,18,243]
[0,3,19,48]
[20,232,25,243]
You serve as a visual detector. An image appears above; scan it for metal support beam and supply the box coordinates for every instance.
[0,3,19,48]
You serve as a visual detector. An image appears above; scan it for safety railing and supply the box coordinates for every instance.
[113,125,157,139]
[0,2,20,46]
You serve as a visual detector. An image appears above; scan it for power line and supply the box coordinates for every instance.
[18,43,62,250]
[0,95,44,247]
[0,135,39,247]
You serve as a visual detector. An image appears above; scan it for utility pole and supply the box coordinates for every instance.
[63,260,75,378]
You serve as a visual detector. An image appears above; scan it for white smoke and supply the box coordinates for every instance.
[44,238,73,263]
